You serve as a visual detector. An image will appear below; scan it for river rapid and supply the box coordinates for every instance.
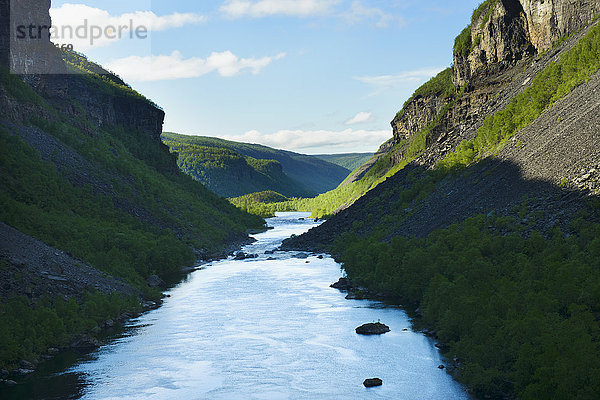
[4,212,470,400]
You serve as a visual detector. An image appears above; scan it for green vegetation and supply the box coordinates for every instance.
[0,292,140,369]
[314,153,374,172]
[454,0,499,59]
[441,21,600,170]
[335,211,600,399]
[164,138,312,198]
[0,53,264,369]
[397,68,455,118]
[0,67,49,108]
[230,191,292,217]
[454,26,473,58]
[472,0,498,27]
[162,133,349,196]
[62,50,159,108]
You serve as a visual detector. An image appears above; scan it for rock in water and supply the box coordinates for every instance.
[363,378,383,387]
[355,322,390,335]
[292,252,310,259]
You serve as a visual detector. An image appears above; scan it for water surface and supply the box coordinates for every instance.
[3,212,470,400]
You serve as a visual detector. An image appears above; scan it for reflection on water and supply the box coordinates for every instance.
[1,212,470,400]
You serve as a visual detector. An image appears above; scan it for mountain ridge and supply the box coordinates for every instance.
[162,132,352,198]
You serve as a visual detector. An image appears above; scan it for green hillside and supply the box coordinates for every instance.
[1,55,264,288]
[314,153,374,172]
[161,133,351,197]
[162,134,316,197]
[283,8,600,400]
[0,51,265,368]
[230,191,291,217]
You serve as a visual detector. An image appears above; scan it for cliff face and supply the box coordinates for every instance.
[60,75,165,141]
[389,0,600,157]
[454,0,600,86]
[391,95,448,142]
[0,0,164,140]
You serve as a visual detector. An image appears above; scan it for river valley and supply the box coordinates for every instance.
[2,212,470,400]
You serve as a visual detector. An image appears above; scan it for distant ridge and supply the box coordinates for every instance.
[162,133,351,198]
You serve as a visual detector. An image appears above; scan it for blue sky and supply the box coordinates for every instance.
[50,0,481,154]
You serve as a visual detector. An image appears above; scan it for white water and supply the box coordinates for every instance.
[66,212,470,399]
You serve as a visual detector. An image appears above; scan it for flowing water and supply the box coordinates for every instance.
[3,212,470,399]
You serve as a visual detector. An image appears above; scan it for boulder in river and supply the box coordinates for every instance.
[363,378,383,387]
[355,322,390,335]
[292,252,310,259]
[235,252,258,260]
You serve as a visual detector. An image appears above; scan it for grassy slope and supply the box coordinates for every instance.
[162,133,350,195]
[0,59,263,291]
[0,55,265,369]
[322,14,600,400]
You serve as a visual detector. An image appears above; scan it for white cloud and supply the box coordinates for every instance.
[105,51,285,82]
[49,4,205,50]
[355,67,446,96]
[342,1,403,28]
[220,0,340,18]
[221,128,391,153]
[345,111,373,125]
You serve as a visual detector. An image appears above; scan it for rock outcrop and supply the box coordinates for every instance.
[0,0,164,141]
[375,0,600,177]
[454,0,600,86]
[392,95,449,143]
[355,322,391,335]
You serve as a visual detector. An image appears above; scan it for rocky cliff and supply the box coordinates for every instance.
[383,0,600,171]
[454,0,600,86]
[286,0,600,246]
[0,0,164,140]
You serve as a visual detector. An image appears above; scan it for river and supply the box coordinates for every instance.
[3,212,470,399]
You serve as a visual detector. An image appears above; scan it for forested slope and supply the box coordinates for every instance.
[162,133,350,198]
[284,1,600,398]
[0,0,263,373]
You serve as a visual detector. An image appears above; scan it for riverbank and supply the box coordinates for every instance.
[0,221,262,385]
[1,213,470,399]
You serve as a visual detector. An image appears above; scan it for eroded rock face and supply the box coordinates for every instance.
[0,0,165,141]
[391,95,449,143]
[521,0,600,51]
[454,0,600,86]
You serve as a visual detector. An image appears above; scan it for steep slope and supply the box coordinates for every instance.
[0,0,264,373]
[162,133,351,196]
[266,0,600,219]
[284,1,600,398]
